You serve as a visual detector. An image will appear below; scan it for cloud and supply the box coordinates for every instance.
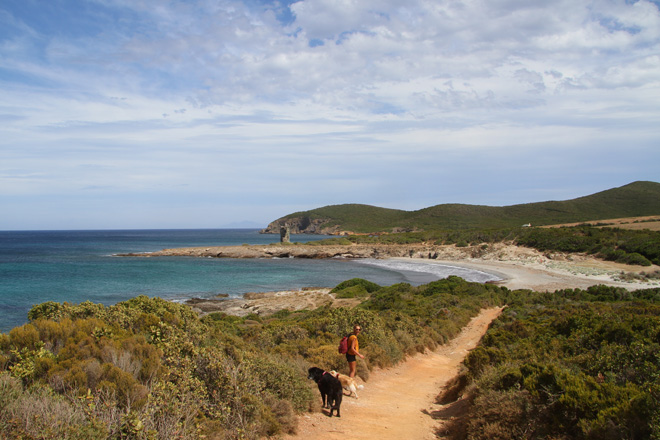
[0,0,659,228]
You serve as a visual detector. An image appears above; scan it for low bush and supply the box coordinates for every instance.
[332,278,381,298]
[452,298,660,439]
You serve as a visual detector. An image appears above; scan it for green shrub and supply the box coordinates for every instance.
[332,278,382,299]
[456,301,660,439]
[334,285,372,298]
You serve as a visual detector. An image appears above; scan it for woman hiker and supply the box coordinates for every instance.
[347,325,365,378]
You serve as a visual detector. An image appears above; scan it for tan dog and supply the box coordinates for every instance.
[329,370,364,398]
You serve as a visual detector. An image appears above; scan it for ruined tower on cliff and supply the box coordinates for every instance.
[280,224,290,243]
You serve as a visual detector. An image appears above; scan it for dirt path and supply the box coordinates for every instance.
[281,307,503,440]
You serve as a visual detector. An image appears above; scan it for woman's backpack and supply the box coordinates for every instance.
[338,335,350,354]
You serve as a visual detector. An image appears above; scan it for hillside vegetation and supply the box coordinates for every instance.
[307,224,660,267]
[446,286,660,439]
[1,279,660,439]
[263,181,660,234]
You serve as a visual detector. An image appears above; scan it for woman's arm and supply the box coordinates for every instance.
[350,337,364,359]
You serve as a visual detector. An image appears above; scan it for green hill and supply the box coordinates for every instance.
[262,181,660,234]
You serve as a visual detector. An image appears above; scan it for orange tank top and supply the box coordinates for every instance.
[347,334,359,355]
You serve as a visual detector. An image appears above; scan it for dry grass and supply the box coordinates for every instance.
[542,216,660,231]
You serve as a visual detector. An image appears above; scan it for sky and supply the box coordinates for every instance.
[1,0,659,230]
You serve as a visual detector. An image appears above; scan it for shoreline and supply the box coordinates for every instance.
[403,257,656,292]
[179,242,659,317]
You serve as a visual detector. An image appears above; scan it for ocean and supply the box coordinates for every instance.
[0,229,500,333]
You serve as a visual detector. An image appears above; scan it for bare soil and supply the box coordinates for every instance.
[280,307,503,440]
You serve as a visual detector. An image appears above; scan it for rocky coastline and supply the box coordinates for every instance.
[119,243,435,259]
[118,242,660,319]
[183,287,366,318]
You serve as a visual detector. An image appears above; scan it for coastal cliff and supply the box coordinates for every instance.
[260,216,343,235]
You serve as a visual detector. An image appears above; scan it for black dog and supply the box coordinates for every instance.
[307,367,343,417]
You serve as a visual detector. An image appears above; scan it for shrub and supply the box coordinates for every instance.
[333,285,372,298]
[332,278,381,294]
[9,324,41,350]
[305,344,345,372]
[456,301,660,439]
[465,388,536,440]
[0,373,108,439]
[28,301,67,321]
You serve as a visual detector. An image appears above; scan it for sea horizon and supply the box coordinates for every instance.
[0,227,268,233]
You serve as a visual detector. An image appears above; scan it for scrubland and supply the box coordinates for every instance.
[1,277,659,439]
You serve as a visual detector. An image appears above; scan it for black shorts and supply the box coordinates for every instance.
[346,354,356,362]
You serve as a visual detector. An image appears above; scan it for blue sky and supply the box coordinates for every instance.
[1,0,659,230]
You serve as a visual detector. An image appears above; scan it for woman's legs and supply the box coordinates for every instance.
[348,360,357,377]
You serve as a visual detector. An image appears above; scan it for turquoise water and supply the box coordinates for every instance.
[0,229,499,332]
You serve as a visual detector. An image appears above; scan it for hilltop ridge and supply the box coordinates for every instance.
[262,181,660,235]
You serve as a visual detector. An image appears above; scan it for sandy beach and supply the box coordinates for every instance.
[182,242,659,317]
[399,242,660,292]
[416,257,654,291]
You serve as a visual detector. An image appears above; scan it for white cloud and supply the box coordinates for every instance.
[0,0,659,228]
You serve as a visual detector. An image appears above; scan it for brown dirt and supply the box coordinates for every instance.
[280,307,503,440]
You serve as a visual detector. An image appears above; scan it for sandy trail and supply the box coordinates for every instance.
[282,307,503,440]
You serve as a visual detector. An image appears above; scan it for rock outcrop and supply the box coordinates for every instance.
[185,288,339,317]
[261,217,342,235]
[119,242,520,260]
[120,244,391,259]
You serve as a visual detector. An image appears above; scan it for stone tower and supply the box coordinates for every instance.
[280,225,291,243]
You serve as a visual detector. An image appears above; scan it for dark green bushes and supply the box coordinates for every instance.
[454,297,660,439]
[331,278,381,298]
[516,226,659,266]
